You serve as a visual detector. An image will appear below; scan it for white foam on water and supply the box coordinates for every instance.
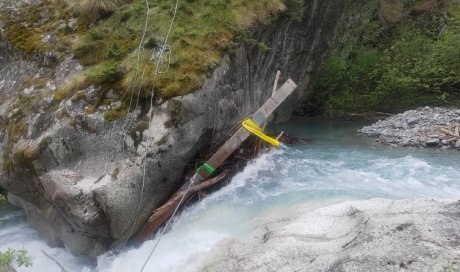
[1,125,460,271]
[0,221,92,272]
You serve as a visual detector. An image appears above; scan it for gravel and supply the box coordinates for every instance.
[359,107,460,149]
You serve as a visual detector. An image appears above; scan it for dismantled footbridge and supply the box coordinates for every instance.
[137,73,298,243]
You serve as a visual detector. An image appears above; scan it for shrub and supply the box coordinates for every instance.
[0,248,32,268]
[317,0,460,117]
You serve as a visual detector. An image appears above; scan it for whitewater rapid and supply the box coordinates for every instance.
[1,120,459,271]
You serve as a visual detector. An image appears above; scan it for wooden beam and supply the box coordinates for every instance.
[197,79,297,179]
[137,171,229,242]
[136,77,297,243]
[272,70,281,95]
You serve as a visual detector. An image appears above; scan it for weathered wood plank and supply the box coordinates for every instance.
[197,79,297,179]
[137,171,228,242]
[136,77,297,243]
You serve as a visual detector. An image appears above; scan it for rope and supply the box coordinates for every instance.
[140,175,197,272]
[121,0,182,253]
[116,0,152,250]
[242,119,281,147]
[120,67,147,153]
[149,39,172,73]
[120,0,152,137]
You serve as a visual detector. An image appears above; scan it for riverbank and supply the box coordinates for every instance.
[360,107,460,149]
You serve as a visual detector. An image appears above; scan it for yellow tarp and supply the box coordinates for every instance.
[242,119,281,147]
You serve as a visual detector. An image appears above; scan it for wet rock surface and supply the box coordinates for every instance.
[360,107,460,149]
[202,199,460,272]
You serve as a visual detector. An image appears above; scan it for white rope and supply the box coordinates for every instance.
[140,175,197,272]
[120,67,147,153]
[149,38,172,74]
[120,0,182,252]
[119,0,152,144]
[104,122,116,173]
[115,0,151,250]
[136,1,184,270]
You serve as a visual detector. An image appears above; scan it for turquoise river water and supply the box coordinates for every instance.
[1,119,459,271]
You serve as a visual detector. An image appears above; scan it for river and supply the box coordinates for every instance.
[1,119,460,271]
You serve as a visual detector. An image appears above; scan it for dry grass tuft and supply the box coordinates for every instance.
[67,0,132,23]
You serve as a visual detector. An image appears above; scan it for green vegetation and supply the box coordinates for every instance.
[54,61,122,100]
[68,0,287,100]
[317,0,460,117]
[0,248,32,268]
[0,0,70,56]
[3,119,29,174]
[0,194,6,202]
[0,0,293,102]
[104,107,128,122]
[1,0,304,122]
[111,167,120,180]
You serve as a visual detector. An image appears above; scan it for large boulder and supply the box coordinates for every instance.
[202,199,460,272]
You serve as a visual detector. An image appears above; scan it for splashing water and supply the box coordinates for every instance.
[1,119,460,271]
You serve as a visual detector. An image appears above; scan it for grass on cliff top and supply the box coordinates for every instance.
[1,0,290,102]
[62,0,287,100]
[316,0,460,117]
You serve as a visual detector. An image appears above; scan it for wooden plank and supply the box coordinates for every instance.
[137,171,229,242]
[136,77,297,243]
[197,79,297,179]
[272,70,281,95]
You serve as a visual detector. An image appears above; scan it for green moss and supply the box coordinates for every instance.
[104,107,128,122]
[2,118,29,174]
[0,0,69,57]
[285,0,305,21]
[23,77,48,89]
[1,0,293,120]
[257,41,272,52]
[111,167,120,180]
[14,146,40,169]
[2,17,48,55]
[55,61,122,100]
[316,0,460,117]
[68,118,77,127]
[71,0,287,100]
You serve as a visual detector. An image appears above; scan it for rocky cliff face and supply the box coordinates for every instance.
[0,0,379,257]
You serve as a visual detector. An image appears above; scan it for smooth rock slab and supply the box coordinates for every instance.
[201,199,460,272]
